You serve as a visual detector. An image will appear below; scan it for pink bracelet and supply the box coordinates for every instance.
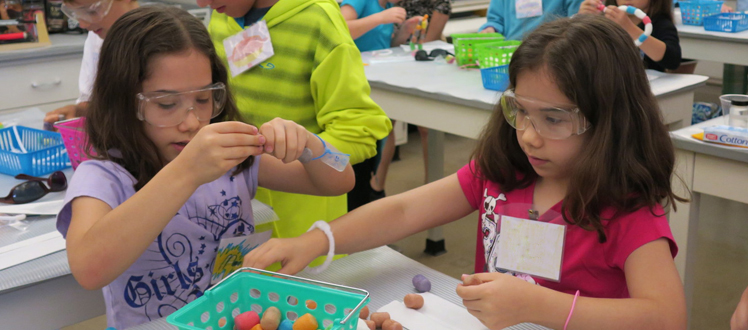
[564,290,580,330]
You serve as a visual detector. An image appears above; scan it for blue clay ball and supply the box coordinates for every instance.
[279,319,294,330]
[412,274,431,292]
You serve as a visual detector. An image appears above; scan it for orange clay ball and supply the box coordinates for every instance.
[359,306,370,320]
[370,312,390,328]
[250,324,264,330]
[404,293,424,309]
[260,306,281,330]
[306,300,317,309]
[292,313,318,330]
[363,319,376,330]
[382,319,403,330]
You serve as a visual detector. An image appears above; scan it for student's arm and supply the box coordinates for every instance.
[604,8,680,67]
[244,174,475,273]
[479,0,504,34]
[732,286,748,330]
[256,118,355,196]
[341,4,406,40]
[44,102,88,124]
[65,122,263,290]
[424,12,449,42]
[311,41,392,164]
[457,239,686,330]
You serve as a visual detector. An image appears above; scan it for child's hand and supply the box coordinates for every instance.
[175,121,264,186]
[259,117,318,164]
[604,5,639,37]
[242,236,325,274]
[722,4,735,12]
[456,273,536,329]
[731,286,748,330]
[378,7,407,24]
[401,16,422,35]
[579,0,603,14]
[480,26,496,33]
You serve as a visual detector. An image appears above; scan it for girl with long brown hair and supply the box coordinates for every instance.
[56,5,353,328]
[242,14,687,329]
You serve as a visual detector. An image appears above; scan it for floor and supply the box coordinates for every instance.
[65,83,747,330]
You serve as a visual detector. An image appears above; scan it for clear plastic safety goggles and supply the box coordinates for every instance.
[61,0,114,23]
[500,89,590,140]
[136,83,227,128]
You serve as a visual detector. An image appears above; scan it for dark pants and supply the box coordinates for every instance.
[347,156,376,211]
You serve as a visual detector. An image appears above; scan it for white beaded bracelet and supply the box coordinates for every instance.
[304,221,335,274]
[599,4,652,46]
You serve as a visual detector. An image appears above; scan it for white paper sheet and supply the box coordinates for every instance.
[0,231,65,271]
[377,292,489,330]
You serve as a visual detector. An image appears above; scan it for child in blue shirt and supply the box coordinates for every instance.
[479,0,583,40]
[340,0,421,52]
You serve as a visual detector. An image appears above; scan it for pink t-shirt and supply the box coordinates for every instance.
[457,161,677,298]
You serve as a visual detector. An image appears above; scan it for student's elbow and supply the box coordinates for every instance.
[334,165,356,195]
[70,261,109,290]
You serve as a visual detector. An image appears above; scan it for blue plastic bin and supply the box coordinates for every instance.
[481,65,510,91]
[704,13,748,32]
[679,0,723,25]
[0,126,70,177]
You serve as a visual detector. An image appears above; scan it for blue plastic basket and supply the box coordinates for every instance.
[0,126,70,177]
[167,267,369,330]
[679,0,723,25]
[481,65,510,91]
[704,12,748,32]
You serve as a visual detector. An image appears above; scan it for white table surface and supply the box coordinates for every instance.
[669,116,748,329]
[134,246,549,330]
[675,8,748,66]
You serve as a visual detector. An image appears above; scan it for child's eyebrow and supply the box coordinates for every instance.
[151,84,215,94]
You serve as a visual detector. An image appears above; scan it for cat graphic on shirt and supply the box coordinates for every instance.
[481,189,536,285]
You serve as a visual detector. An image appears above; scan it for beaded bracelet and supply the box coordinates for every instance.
[598,4,652,46]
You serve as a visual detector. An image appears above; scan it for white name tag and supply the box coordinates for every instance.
[495,215,565,281]
[223,20,275,77]
[516,0,543,18]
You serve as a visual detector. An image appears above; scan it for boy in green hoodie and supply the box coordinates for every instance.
[197,0,391,266]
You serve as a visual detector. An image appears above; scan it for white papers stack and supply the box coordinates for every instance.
[377,292,489,330]
[0,231,66,271]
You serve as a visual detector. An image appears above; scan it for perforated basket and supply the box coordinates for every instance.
[704,12,748,32]
[481,65,510,91]
[54,117,95,170]
[452,32,505,67]
[476,40,521,69]
[0,126,70,176]
[166,267,370,330]
[679,0,723,25]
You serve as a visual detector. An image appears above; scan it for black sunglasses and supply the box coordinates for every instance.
[0,171,68,204]
[414,48,454,61]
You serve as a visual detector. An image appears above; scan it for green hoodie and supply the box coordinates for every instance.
[209,0,391,259]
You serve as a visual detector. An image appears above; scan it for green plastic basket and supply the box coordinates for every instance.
[166,267,370,330]
[452,32,505,67]
[476,40,521,69]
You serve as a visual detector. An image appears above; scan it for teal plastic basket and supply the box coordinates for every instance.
[166,267,370,330]
[679,0,723,25]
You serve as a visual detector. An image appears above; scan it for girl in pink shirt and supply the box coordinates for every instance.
[243,14,687,330]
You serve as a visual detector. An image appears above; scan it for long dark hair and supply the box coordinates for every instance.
[86,5,252,190]
[472,14,688,242]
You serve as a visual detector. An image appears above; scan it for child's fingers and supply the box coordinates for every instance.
[221,145,262,161]
[282,125,300,163]
[216,132,265,148]
[456,283,485,301]
[260,123,276,153]
[271,122,287,160]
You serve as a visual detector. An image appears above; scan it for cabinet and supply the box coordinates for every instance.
[0,53,82,113]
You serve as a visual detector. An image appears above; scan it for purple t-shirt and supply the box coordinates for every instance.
[57,158,261,329]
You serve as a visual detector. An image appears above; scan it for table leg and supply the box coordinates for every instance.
[670,149,699,330]
[425,128,447,256]
[722,64,748,95]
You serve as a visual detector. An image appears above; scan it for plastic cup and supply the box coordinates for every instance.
[719,94,748,117]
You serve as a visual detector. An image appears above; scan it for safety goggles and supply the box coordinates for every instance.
[61,0,114,23]
[0,171,68,204]
[414,48,454,61]
[136,83,227,128]
[500,89,590,140]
